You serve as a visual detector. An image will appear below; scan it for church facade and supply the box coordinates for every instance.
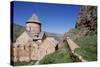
[11,13,58,63]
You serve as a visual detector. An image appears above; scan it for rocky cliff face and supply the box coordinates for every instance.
[64,6,97,41]
[75,6,97,34]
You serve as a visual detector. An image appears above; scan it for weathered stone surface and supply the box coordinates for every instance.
[75,6,97,34]
[12,37,58,62]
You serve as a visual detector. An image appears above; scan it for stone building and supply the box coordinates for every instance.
[11,13,58,63]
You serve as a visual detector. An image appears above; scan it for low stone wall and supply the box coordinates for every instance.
[66,37,87,62]
[72,51,87,62]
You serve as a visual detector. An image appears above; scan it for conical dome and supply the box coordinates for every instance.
[27,13,41,24]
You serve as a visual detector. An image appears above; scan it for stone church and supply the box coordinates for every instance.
[11,13,58,62]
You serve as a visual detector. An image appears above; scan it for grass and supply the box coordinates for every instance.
[70,28,80,34]
[39,47,73,64]
[74,35,97,61]
[14,60,37,66]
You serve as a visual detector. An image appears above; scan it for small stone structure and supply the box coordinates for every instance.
[11,13,58,63]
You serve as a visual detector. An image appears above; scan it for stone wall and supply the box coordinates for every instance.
[12,37,58,63]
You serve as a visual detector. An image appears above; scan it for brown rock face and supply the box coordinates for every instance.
[75,6,97,33]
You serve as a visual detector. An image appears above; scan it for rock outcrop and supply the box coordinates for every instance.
[64,5,97,41]
[75,6,97,34]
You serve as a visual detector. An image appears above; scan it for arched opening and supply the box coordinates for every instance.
[24,45,25,50]
[55,44,58,51]
[29,45,33,60]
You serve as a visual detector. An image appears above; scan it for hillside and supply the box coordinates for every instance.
[45,32,63,41]
[13,23,25,42]
[64,5,97,61]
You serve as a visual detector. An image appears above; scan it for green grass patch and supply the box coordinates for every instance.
[70,28,80,34]
[75,35,97,61]
[39,48,73,64]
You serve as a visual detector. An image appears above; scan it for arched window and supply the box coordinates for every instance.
[16,45,20,60]
[24,46,25,50]
[55,44,58,51]
[17,45,20,48]
[29,45,31,48]
[29,45,33,51]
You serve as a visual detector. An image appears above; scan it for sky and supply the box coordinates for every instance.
[12,1,80,34]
